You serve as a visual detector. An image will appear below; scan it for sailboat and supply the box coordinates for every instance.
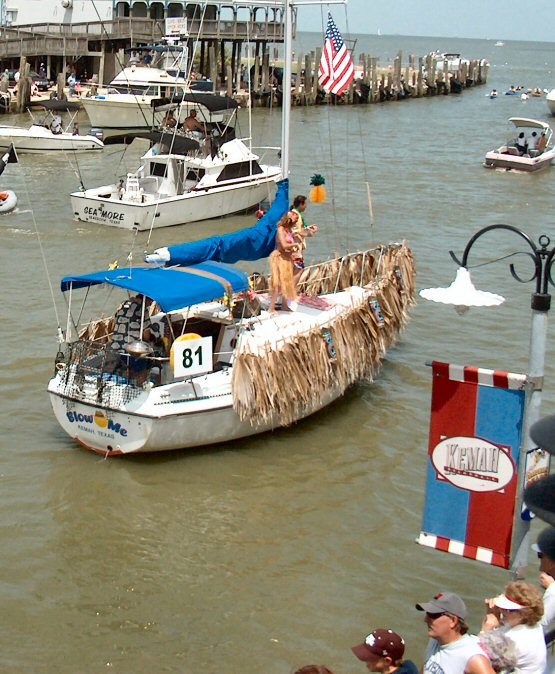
[47,0,417,455]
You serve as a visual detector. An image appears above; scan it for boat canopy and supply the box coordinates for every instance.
[151,93,239,112]
[103,130,200,154]
[509,117,552,130]
[162,179,288,267]
[60,261,249,313]
[39,100,81,112]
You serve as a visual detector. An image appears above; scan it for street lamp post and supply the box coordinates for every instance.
[421,224,555,575]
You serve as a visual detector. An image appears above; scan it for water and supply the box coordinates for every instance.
[2,34,555,674]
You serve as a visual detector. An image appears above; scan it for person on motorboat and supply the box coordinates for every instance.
[537,132,548,154]
[183,110,206,139]
[515,132,528,155]
[50,114,62,135]
[162,109,177,129]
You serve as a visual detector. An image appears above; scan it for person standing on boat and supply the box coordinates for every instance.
[515,132,528,155]
[291,194,318,286]
[268,211,300,313]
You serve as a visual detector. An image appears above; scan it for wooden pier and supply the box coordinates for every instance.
[246,49,489,107]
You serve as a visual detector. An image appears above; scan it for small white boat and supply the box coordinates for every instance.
[0,100,103,154]
[81,44,211,131]
[70,94,281,231]
[546,89,555,116]
[48,181,416,455]
[0,143,18,212]
[494,41,505,47]
[484,117,555,172]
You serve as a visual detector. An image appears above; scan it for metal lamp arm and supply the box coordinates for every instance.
[449,224,542,293]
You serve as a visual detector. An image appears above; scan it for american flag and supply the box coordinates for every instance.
[318,13,355,95]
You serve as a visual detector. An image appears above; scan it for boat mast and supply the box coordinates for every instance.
[281,0,293,181]
[282,0,347,180]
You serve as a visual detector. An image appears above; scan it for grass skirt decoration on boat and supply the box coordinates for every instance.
[232,243,415,426]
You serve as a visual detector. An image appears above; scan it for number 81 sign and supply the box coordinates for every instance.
[172,336,213,377]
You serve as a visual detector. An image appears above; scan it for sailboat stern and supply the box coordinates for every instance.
[48,392,152,455]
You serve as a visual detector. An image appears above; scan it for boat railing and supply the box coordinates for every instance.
[57,340,160,405]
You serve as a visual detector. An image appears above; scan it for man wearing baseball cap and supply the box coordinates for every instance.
[532,526,555,631]
[352,628,418,674]
[416,592,494,674]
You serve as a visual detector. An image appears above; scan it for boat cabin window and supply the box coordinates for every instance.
[113,84,150,95]
[216,161,263,182]
[150,161,169,178]
[186,168,205,181]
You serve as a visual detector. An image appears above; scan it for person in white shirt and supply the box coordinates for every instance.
[532,526,555,631]
[481,582,546,674]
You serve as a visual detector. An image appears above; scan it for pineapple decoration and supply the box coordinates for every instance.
[309,174,327,204]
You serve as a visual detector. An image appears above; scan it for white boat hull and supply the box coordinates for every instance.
[484,147,555,171]
[71,174,279,230]
[81,97,165,130]
[0,125,103,153]
[547,90,555,116]
[48,383,343,455]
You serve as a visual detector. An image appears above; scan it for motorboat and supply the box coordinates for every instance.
[547,89,555,115]
[70,94,281,230]
[0,100,103,153]
[484,117,555,172]
[494,41,505,47]
[48,181,416,455]
[0,143,18,213]
[81,44,212,131]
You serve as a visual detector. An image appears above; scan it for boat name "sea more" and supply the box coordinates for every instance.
[83,206,125,222]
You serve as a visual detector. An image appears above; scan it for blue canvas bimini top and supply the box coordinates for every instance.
[60,261,249,313]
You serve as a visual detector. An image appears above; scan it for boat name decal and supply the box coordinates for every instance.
[431,435,515,493]
[66,410,128,437]
[83,205,125,223]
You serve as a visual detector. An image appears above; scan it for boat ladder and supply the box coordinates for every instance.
[125,173,143,202]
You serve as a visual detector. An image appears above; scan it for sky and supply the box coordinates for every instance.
[297,0,554,42]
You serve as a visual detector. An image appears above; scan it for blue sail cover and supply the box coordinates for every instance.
[60,261,249,313]
[165,178,289,266]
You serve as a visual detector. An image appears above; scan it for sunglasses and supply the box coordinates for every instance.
[425,612,448,620]
[538,552,544,559]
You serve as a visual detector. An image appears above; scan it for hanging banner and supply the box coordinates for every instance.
[418,361,530,569]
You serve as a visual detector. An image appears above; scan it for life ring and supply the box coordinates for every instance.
[0,190,17,213]
[170,333,201,370]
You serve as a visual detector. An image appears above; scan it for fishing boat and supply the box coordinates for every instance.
[70,94,281,230]
[484,117,555,172]
[0,101,103,154]
[48,0,416,455]
[81,44,211,131]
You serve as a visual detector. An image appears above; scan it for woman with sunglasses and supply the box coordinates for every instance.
[481,581,546,674]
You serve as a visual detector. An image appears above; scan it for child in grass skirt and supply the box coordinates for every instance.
[269,211,300,312]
